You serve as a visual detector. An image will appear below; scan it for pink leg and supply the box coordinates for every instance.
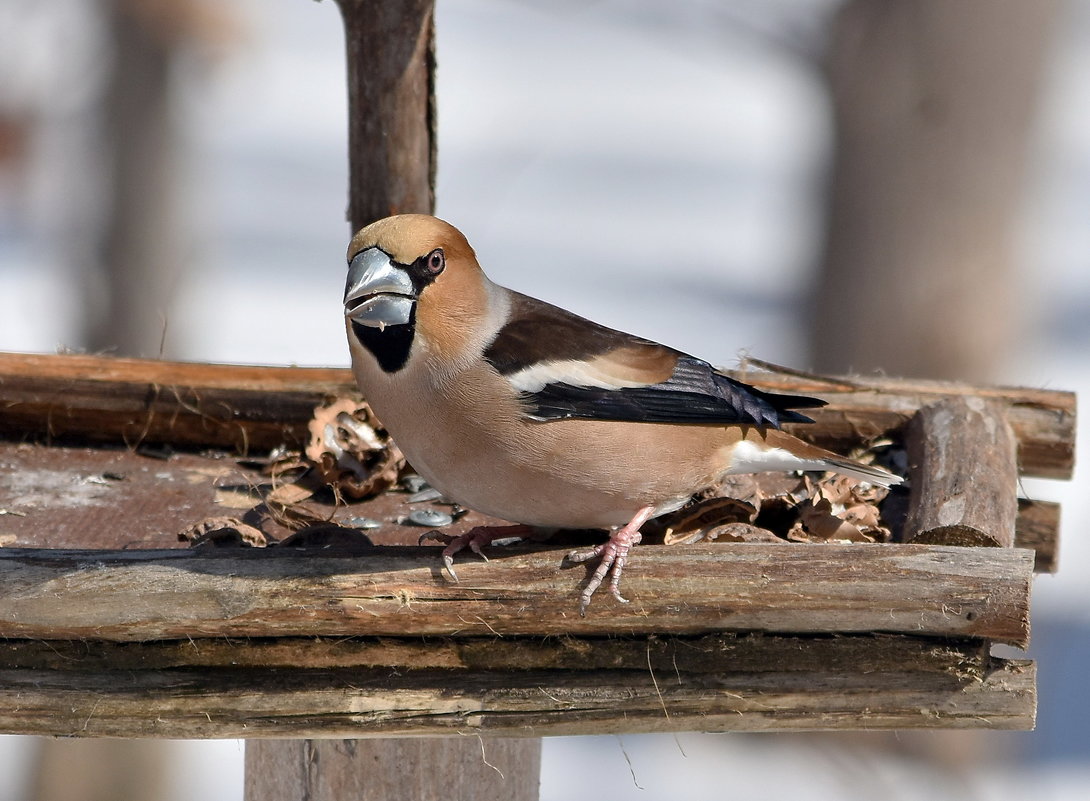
[566,505,656,614]
[419,524,533,581]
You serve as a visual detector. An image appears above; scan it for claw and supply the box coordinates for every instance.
[568,505,655,615]
[467,538,490,562]
[419,524,531,582]
[417,529,453,546]
[442,551,459,582]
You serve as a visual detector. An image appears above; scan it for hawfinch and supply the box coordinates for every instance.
[343,214,901,612]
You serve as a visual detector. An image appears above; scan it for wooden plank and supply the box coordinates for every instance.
[245,739,541,801]
[904,398,1018,546]
[0,352,1073,477]
[0,647,1035,737]
[0,438,500,550]
[0,544,1033,645]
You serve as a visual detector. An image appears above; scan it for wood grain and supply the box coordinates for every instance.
[0,632,993,676]
[0,544,1033,646]
[0,352,354,453]
[758,371,1076,480]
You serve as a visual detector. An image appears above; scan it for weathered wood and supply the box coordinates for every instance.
[0,352,352,453]
[0,633,993,676]
[4,635,1033,736]
[0,649,1036,737]
[245,739,540,801]
[333,0,436,230]
[904,398,1019,547]
[1016,498,1060,573]
[0,545,1033,646]
[0,352,1073,477]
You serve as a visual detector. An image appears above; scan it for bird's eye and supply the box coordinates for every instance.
[425,248,445,275]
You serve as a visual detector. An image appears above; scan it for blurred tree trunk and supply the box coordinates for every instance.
[82,0,182,356]
[810,0,1059,381]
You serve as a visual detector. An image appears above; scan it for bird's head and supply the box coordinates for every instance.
[344,214,489,372]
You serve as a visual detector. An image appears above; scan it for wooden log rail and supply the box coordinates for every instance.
[0,352,1076,478]
[0,545,1033,644]
[0,637,1035,737]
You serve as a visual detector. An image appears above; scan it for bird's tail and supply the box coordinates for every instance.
[737,429,903,488]
[821,457,903,488]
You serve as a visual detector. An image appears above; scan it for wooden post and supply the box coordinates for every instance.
[0,352,1076,480]
[245,740,540,801]
[245,4,533,796]
[333,0,437,230]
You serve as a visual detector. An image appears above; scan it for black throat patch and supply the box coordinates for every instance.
[352,314,415,373]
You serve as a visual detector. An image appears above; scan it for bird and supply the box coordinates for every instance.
[342,214,902,613]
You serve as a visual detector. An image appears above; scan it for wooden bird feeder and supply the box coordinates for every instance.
[0,350,1072,739]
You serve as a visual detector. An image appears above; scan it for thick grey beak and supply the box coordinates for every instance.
[343,247,417,330]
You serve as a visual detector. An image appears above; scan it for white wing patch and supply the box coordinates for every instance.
[505,359,653,393]
[723,440,899,486]
[722,440,830,476]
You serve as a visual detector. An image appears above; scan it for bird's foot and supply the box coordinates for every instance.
[419,524,533,581]
[566,505,656,615]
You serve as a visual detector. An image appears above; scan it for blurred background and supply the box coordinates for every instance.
[0,0,1087,798]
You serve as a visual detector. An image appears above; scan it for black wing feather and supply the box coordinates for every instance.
[525,356,826,429]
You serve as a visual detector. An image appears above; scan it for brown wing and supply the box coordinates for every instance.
[484,292,825,428]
